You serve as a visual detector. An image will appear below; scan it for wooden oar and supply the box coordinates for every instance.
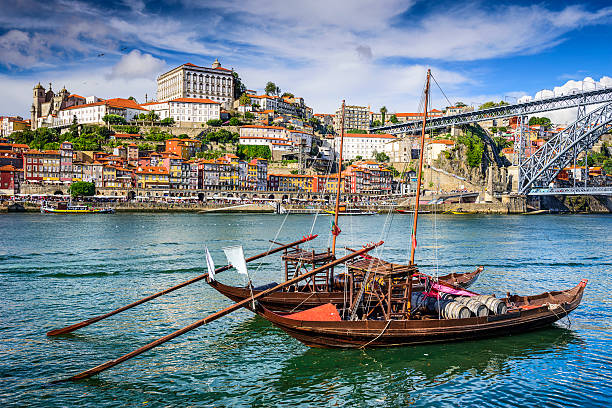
[53,241,383,382]
[47,235,318,336]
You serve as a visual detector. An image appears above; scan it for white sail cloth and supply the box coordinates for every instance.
[222,245,249,276]
[205,247,216,281]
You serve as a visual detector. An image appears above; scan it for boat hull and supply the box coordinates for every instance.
[256,280,587,348]
[208,267,482,314]
[41,208,115,214]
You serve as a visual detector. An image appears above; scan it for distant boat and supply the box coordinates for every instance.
[396,209,431,214]
[522,209,549,215]
[323,205,376,216]
[41,202,114,214]
[443,210,477,215]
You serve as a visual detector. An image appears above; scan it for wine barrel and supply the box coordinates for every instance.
[471,295,507,315]
[455,297,489,317]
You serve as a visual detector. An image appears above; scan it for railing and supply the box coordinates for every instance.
[528,187,612,196]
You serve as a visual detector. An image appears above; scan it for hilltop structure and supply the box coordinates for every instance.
[156,59,235,109]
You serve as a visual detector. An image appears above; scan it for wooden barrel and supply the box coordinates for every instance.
[471,295,507,315]
[455,297,489,316]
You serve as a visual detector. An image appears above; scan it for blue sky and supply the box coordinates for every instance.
[1,0,611,121]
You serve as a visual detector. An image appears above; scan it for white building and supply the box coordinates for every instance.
[140,97,221,125]
[333,133,397,161]
[156,59,234,109]
[425,139,455,165]
[0,116,29,137]
[57,98,148,126]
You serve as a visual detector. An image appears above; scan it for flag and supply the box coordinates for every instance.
[222,245,248,276]
[331,220,341,236]
[205,246,216,281]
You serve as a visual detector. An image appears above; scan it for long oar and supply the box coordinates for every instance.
[54,241,383,382]
[47,235,318,336]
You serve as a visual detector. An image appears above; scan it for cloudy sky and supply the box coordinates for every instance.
[1,0,612,122]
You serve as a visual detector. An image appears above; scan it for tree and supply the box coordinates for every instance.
[355,155,363,161]
[160,117,175,126]
[207,119,223,127]
[371,120,382,127]
[265,81,280,96]
[374,151,390,162]
[146,111,159,122]
[232,72,247,100]
[239,93,251,106]
[103,114,127,125]
[479,100,509,110]
[281,92,294,98]
[346,129,363,134]
[69,181,95,197]
[380,106,388,124]
[128,96,137,102]
[228,117,241,126]
[389,114,398,124]
[529,116,552,127]
[455,101,467,107]
[244,112,254,119]
[236,144,272,160]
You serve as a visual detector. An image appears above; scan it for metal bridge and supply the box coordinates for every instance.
[372,85,612,134]
[371,85,612,195]
[518,101,612,194]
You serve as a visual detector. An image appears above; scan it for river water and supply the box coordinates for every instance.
[0,212,610,407]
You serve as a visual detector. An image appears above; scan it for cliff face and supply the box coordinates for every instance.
[434,125,513,194]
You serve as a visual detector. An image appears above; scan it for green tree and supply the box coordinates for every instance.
[355,155,363,161]
[244,112,254,119]
[69,181,95,197]
[371,120,382,127]
[265,81,280,96]
[457,127,485,167]
[207,119,223,127]
[346,129,364,134]
[236,144,272,160]
[380,106,388,124]
[160,117,175,126]
[232,72,247,100]
[146,111,160,122]
[128,96,137,102]
[455,101,467,107]
[239,93,251,106]
[229,117,241,126]
[103,114,127,125]
[374,151,390,162]
[389,114,398,124]
[281,92,294,98]
[529,117,552,127]
[479,100,509,110]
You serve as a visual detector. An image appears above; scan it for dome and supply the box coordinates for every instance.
[34,82,44,90]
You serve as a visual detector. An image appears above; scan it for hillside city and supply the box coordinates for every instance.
[1,59,611,202]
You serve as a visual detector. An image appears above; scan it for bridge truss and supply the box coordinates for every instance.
[372,86,612,134]
[518,102,612,194]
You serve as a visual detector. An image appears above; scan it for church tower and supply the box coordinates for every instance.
[31,82,45,130]
[212,58,221,69]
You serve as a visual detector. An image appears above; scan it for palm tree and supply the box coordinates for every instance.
[380,106,388,124]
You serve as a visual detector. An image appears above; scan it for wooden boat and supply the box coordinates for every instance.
[247,70,587,348]
[323,207,377,216]
[255,279,587,348]
[443,210,477,215]
[41,202,114,214]
[208,265,483,314]
[396,209,431,214]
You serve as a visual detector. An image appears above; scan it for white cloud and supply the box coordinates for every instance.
[515,76,612,124]
[107,50,166,80]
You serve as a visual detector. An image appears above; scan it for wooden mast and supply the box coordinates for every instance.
[331,100,346,256]
[407,69,431,316]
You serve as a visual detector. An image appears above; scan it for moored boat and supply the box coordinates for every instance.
[41,202,115,214]
[208,266,484,313]
[255,279,587,348]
